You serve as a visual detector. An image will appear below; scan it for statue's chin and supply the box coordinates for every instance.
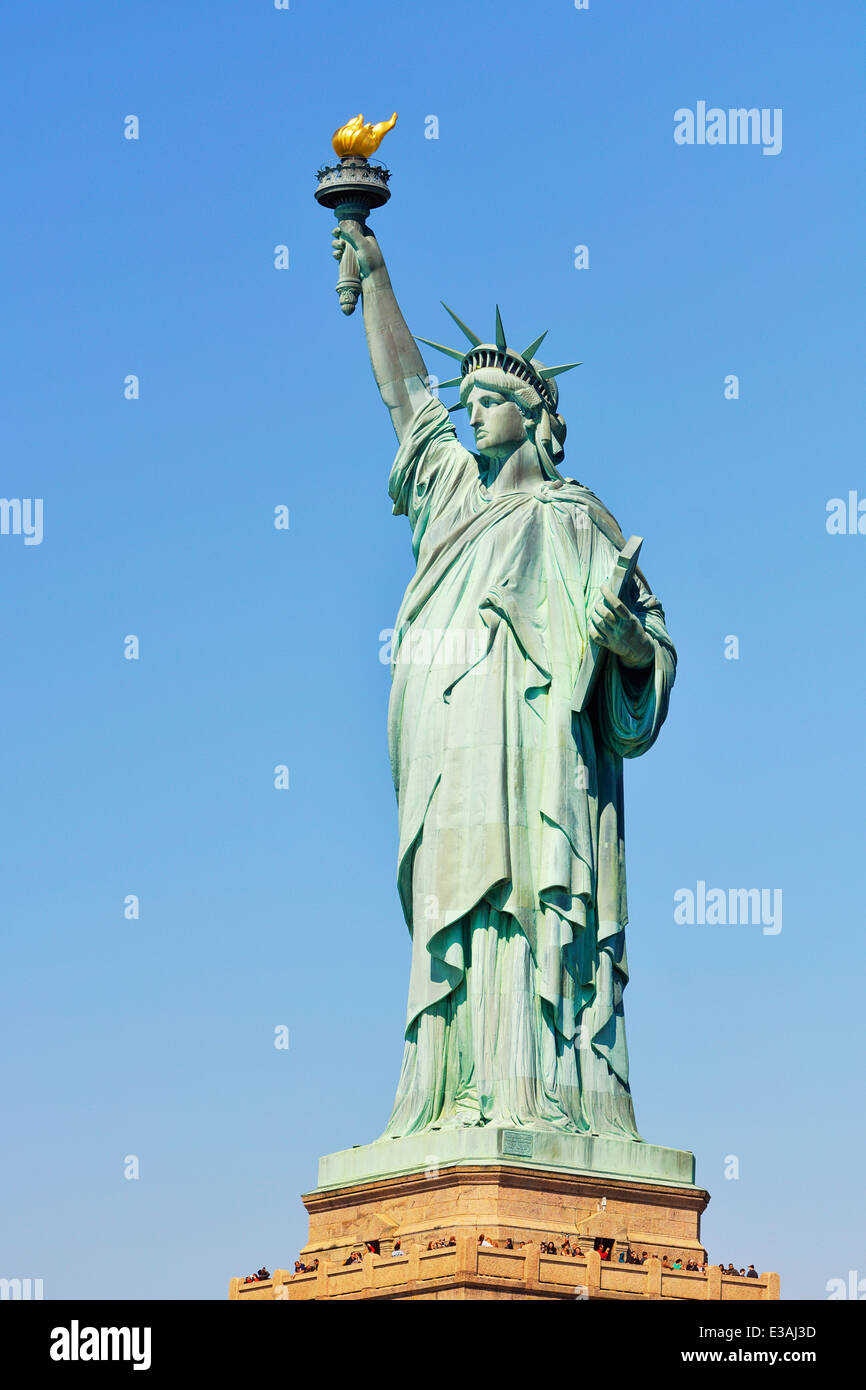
[476,444,521,475]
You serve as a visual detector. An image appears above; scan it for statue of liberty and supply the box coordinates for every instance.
[330,216,676,1144]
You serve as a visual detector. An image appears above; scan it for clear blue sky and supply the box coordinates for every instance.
[1,0,863,1301]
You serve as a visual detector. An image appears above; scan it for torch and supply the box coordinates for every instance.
[314,112,397,316]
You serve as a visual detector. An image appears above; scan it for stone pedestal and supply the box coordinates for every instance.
[315,1126,697,1190]
[228,1131,780,1300]
[302,1157,708,1270]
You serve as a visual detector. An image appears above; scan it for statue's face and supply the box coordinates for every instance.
[465,385,527,459]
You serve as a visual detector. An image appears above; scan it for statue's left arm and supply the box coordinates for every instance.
[590,576,677,758]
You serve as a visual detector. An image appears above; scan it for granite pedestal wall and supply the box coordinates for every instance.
[229,1130,780,1300]
[303,1164,707,1268]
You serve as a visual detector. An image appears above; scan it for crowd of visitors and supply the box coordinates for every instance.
[552,1240,580,1256]
[719,1262,759,1278]
[659,1255,706,1271]
[242,1267,271,1283]
[343,1241,381,1265]
[285,1237,761,1278]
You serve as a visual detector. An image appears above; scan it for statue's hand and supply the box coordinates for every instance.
[587,585,655,669]
[331,219,385,280]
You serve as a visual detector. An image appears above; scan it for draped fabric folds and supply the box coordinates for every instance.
[379,394,676,1140]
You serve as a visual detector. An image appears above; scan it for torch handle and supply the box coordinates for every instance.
[336,242,361,317]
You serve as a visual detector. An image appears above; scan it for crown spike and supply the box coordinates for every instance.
[440,302,482,347]
[413,336,466,363]
[521,331,548,362]
[446,399,467,412]
[494,305,507,351]
[538,361,583,379]
[437,375,463,389]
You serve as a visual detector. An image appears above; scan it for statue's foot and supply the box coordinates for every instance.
[482,1114,584,1134]
[431,1111,483,1131]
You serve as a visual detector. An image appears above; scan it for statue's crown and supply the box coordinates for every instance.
[415,304,581,412]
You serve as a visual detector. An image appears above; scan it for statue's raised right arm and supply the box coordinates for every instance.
[332,220,431,443]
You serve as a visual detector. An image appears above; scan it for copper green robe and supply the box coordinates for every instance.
[380,395,675,1139]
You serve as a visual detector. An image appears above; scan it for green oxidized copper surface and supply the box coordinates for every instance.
[316,1131,696,1193]
[317,171,679,1183]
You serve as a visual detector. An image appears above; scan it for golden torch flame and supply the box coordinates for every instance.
[332,111,397,159]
